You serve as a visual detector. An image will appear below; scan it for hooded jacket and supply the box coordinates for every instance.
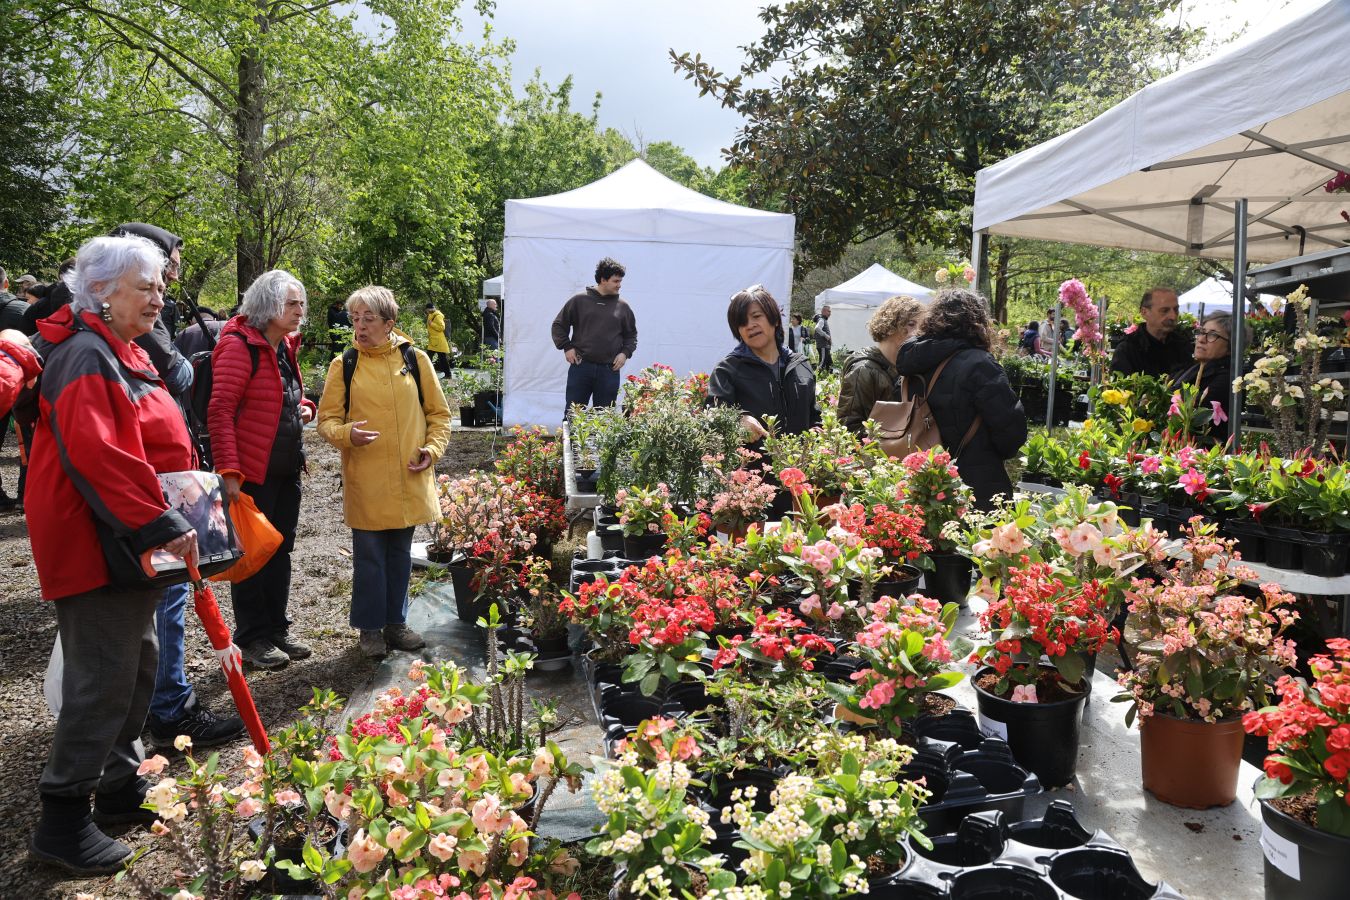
[111,223,191,387]
[316,334,452,531]
[0,337,41,418]
[708,343,820,435]
[207,315,314,485]
[426,308,450,353]
[27,307,194,599]
[837,346,900,433]
[895,336,1028,509]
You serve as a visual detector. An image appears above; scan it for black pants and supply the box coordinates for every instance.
[231,469,301,647]
[816,345,834,373]
[430,351,453,378]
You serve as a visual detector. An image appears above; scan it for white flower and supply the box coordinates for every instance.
[239,859,267,882]
[173,735,193,752]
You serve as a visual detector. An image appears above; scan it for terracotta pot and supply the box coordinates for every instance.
[1139,712,1244,808]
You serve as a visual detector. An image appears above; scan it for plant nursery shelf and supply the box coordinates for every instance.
[562,422,599,514]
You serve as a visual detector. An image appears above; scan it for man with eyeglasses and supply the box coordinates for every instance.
[107,222,247,751]
[551,257,637,415]
[1110,287,1192,379]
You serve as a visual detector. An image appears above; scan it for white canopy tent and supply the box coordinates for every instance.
[502,160,795,426]
[482,274,502,299]
[1178,277,1282,317]
[972,0,1350,441]
[813,263,935,353]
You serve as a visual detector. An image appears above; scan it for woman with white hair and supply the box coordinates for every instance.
[208,269,315,669]
[26,234,199,874]
[317,285,451,658]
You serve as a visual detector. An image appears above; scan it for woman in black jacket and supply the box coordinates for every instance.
[708,286,820,441]
[895,288,1028,510]
[1172,310,1236,447]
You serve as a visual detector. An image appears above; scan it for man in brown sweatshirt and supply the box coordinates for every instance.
[551,257,638,415]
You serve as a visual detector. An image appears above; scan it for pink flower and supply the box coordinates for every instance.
[860,680,896,710]
[137,755,169,776]
[962,266,976,283]
[236,797,262,818]
[990,522,1028,555]
[1124,323,1138,334]
[458,849,487,875]
[347,828,389,873]
[1177,468,1208,497]
[1210,401,1228,425]
[1168,392,1182,417]
[275,790,303,807]
[428,833,458,862]
[471,794,513,834]
[800,593,821,615]
[1141,456,1162,475]
[826,602,845,620]
[1067,522,1104,555]
[1011,684,1039,703]
[386,824,412,853]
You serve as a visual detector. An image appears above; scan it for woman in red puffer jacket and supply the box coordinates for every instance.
[208,269,315,670]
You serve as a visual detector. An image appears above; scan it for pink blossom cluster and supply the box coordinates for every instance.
[1058,279,1103,357]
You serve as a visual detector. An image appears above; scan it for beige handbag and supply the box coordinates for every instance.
[869,353,981,459]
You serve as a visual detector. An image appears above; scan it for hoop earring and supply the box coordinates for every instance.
[100,302,113,323]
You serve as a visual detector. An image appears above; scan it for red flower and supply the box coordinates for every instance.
[1324,751,1350,781]
[1264,757,1294,784]
[1078,451,1092,470]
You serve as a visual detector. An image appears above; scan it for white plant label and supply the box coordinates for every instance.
[977,713,1008,740]
[1260,823,1300,881]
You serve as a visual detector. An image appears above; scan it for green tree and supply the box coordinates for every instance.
[0,20,66,273]
[672,0,1196,269]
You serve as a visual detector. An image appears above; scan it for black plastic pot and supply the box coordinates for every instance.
[472,389,501,425]
[973,668,1087,789]
[570,558,617,591]
[1297,530,1350,578]
[661,681,719,719]
[1259,786,1350,900]
[622,530,668,560]
[847,565,923,602]
[599,693,661,729]
[949,865,1058,899]
[446,561,481,622]
[458,405,478,427]
[1263,523,1305,571]
[246,814,347,893]
[1048,848,1158,900]
[596,514,624,553]
[925,552,974,605]
[1221,518,1268,564]
[1007,800,1092,849]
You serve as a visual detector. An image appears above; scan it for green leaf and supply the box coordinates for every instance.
[302,842,323,873]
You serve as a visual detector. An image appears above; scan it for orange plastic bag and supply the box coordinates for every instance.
[209,492,283,583]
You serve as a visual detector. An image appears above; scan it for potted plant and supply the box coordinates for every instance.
[615,483,674,559]
[901,448,976,605]
[726,735,933,897]
[432,472,535,619]
[1246,638,1350,899]
[495,424,564,500]
[1114,521,1299,808]
[709,453,777,542]
[970,560,1118,788]
[825,593,970,736]
[518,557,571,667]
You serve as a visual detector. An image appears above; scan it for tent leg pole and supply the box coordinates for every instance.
[1047,304,1061,429]
[1229,199,1247,449]
[971,231,987,296]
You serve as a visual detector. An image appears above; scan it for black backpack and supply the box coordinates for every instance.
[341,343,424,416]
[189,333,259,468]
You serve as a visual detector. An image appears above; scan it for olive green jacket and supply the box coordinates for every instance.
[837,347,900,434]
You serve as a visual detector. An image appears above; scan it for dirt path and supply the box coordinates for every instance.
[0,428,500,899]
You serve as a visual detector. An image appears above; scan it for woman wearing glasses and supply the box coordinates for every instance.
[208,270,316,669]
[1174,310,1238,445]
[317,286,451,659]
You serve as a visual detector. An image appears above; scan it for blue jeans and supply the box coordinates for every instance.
[350,527,415,631]
[565,361,620,412]
[149,582,193,723]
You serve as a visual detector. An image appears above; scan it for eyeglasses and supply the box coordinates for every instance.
[1195,329,1229,343]
[351,314,384,325]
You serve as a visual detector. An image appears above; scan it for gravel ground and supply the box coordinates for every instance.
[0,427,501,899]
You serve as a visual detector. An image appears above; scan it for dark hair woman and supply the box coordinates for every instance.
[894,288,1028,509]
[708,285,819,442]
[1172,310,1240,446]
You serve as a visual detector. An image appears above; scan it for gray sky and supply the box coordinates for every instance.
[461,0,1308,169]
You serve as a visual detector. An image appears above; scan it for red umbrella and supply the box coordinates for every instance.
[186,560,271,754]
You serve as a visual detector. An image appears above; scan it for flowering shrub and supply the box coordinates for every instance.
[616,483,673,536]
[495,425,564,499]
[971,560,1118,697]
[826,594,970,734]
[856,501,931,568]
[901,449,973,552]
[587,723,731,900]
[1247,639,1350,835]
[433,472,535,557]
[763,412,867,499]
[623,588,715,696]
[518,557,569,640]
[623,363,710,415]
[1114,522,1298,725]
[709,457,777,536]
[1057,278,1104,359]
[726,736,930,899]
[711,608,836,679]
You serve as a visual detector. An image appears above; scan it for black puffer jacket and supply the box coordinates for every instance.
[708,343,820,435]
[895,337,1028,509]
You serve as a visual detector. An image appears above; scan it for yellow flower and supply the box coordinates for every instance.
[1081,418,1094,430]
[1100,389,1130,406]
[1132,418,1153,433]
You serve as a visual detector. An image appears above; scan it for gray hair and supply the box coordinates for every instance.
[65,235,165,315]
[346,285,399,320]
[239,269,307,330]
[1200,310,1249,348]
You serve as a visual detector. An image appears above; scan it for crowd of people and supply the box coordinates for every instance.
[2,227,460,876]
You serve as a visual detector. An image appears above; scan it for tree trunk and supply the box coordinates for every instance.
[992,241,1012,324]
[234,25,267,299]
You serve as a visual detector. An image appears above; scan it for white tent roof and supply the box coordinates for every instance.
[813,263,934,312]
[1178,277,1282,315]
[506,159,794,248]
[973,0,1350,263]
[482,274,502,298]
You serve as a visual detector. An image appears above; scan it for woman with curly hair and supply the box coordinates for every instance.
[837,295,925,433]
[895,288,1027,509]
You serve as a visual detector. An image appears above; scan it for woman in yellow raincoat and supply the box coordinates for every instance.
[319,286,452,657]
[425,301,452,377]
